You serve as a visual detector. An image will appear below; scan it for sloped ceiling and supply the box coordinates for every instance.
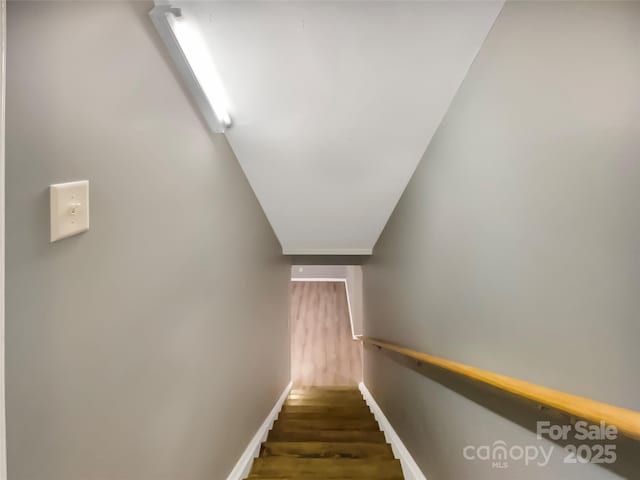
[178,1,503,254]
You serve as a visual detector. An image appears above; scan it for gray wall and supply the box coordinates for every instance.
[363,2,640,479]
[291,265,349,279]
[6,2,290,479]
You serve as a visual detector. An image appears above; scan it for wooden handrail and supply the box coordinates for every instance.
[359,336,640,440]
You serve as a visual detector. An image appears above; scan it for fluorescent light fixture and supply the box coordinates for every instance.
[149,2,232,133]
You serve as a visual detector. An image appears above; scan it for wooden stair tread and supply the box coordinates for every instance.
[290,388,361,393]
[286,389,366,402]
[281,405,372,415]
[286,393,366,400]
[272,418,380,431]
[261,441,394,459]
[291,386,360,392]
[267,429,387,443]
[285,399,368,407]
[245,387,403,479]
[249,457,404,479]
[277,411,374,421]
[288,391,364,398]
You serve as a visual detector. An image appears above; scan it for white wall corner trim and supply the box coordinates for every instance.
[359,383,427,480]
[342,278,357,340]
[225,382,292,480]
[0,0,6,477]
[283,248,372,255]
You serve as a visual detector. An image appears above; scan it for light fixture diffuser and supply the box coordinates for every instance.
[149,2,232,133]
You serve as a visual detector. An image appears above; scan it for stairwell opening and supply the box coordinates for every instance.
[290,265,364,387]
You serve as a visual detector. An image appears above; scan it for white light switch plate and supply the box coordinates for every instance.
[50,180,90,242]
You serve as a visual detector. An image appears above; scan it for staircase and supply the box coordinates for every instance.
[245,386,404,479]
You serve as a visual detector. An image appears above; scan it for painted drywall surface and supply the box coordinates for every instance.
[6,2,290,480]
[363,2,640,479]
[180,1,504,254]
[291,265,348,280]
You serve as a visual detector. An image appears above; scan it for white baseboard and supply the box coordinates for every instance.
[359,383,427,480]
[226,382,292,480]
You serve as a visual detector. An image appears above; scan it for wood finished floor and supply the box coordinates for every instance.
[290,281,363,387]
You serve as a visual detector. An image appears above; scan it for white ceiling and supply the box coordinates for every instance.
[179,1,503,254]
